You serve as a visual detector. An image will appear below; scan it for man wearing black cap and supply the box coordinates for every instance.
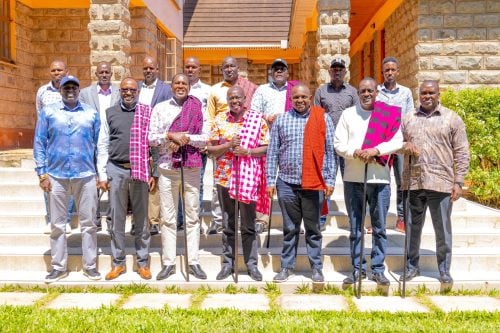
[250,58,298,232]
[34,75,101,283]
[314,58,359,230]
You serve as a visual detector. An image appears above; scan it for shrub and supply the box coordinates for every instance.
[440,87,500,208]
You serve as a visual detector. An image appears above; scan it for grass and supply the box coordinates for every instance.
[0,306,498,332]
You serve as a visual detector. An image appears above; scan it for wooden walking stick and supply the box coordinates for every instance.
[357,163,368,299]
[402,155,413,298]
[233,156,240,283]
[179,148,190,282]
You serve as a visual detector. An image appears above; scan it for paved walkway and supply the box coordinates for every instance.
[0,292,498,312]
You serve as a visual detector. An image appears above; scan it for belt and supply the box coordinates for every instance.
[111,161,131,169]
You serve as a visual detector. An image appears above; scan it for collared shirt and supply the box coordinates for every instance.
[189,79,212,133]
[206,76,257,122]
[266,108,336,187]
[35,81,61,117]
[250,81,288,116]
[376,83,415,115]
[313,82,359,127]
[138,78,158,106]
[210,110,269,188]
[334,105,403,184]
[401,104,470,193]
[97,84,112,114]
[34,101,100,179]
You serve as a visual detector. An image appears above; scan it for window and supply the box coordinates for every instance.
[156,26,177,83]
[0,0,12,62]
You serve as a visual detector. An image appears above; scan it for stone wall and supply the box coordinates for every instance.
[385,0,420,94]
[130,6,156,80]
[315,0,351,85]
[350,52,361,88]
[299,31,318,93]
[32,7,90,88]
[415,0,500,89]
[0,1,35,149]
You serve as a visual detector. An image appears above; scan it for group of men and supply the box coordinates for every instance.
[34,54,469,286]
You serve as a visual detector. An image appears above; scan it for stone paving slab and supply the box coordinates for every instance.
[46,293,121,309]
[352,296,429,312]
[429,296,500,312]
[0,292,45,306]
[201,293,269,311]
[122,294,192,309]
[279,295,348,311]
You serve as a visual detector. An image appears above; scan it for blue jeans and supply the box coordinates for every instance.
[277,178,323,270]
[393,154,404,219]
[44,192,74,224]
[408,189,453,274]
[320,155,344,227]
[344,181,390,273]
[177,153,207,227]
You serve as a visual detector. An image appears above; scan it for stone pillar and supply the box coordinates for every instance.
[88,0,132,83]
[299,31,318,92]
[316,0,351,85]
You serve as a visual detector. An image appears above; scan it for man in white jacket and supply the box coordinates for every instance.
[334,77,403,286]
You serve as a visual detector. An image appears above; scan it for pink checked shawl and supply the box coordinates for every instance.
[361,101,402,167]
[130,103,152,182]
[284,80,299,113]
[229,110,270,214]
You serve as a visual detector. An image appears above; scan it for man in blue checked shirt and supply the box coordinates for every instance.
[34,75,101,283]
[266,83,336,283]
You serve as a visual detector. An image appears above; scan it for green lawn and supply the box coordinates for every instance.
[1,306,499,332]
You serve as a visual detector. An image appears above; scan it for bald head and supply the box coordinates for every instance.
[291,83,312,114]
[49,60,68,88]
[120,77,138,108]
[221,57,239,84]
[227,85,246,114]
[143,56,159,85]
[184,56,201,84]
[419,80,440,113]
[95,61,112,88]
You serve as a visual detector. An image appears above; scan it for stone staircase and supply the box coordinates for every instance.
[0,155,499,293]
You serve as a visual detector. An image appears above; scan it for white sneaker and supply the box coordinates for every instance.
[65,223,72,234]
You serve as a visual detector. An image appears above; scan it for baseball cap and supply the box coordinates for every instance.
[271,58,288,69]
[60,75,80,87]
[330,58,346,68]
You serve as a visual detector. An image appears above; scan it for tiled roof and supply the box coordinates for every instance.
[183,0,293,47]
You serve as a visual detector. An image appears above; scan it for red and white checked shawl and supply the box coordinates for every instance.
[229,110,269,214]
[129,103,152,183]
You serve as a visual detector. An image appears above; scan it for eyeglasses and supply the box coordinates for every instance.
[120,88,138,93]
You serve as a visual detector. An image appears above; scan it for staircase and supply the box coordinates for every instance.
[0,154,498,293]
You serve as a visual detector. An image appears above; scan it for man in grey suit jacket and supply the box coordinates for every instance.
[80,61,121,118]
[80,61,120,230]
[130,55,172,236]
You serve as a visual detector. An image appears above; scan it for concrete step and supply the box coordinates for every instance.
[1,227,498,250]
[0,246,498,273]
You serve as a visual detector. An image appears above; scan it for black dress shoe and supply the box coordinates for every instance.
[273,268,293,282]
[156,265,176,280]
[216,266,233,280]
[312,268,324,282]
[343,270,367,284]
[439,272,453,284]
[130,224,135,236]
[370,272,390,286]
[208,221,223,235]
[399,267,420,281]
[150,224,160,235]
[189,264,207,280]
[247,267,263,281]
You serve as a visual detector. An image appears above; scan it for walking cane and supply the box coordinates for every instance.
[357,163,368,299]
[179,148,190,282]
[233,156,240,283]
[402,156,412,298]
[266,200,273,248]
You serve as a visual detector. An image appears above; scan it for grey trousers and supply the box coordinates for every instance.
[107,162,150,268]
[49,175,97,272]
[407,189,453,274]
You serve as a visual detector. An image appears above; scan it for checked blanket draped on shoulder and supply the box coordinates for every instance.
[229,110,269,214]
[130,103,152,183]
[284,80,299,114]
[361,101,402,167]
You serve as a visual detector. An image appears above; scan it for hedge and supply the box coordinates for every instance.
[440,87,500,208]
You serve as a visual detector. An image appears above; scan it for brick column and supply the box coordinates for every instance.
[88,0,132,83]
[316,0,351,85]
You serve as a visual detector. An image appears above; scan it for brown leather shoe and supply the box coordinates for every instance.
[105,266,126,280]
[138,266,152,280]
